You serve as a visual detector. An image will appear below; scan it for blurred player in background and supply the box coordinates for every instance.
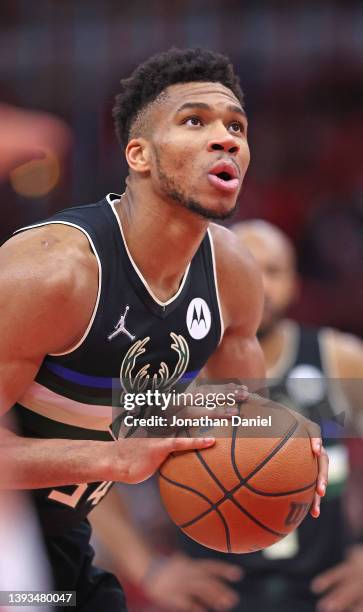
[91,220,362,612]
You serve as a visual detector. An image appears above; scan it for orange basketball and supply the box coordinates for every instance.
[159,396,318,553]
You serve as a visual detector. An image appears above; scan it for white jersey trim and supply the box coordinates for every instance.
[267,320,300,380]
[108,195,191,308]
[13,220,102,357]
[207,228,224,345]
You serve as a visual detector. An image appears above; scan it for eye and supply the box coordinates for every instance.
[183,116,203,127]
[228,121,244,134]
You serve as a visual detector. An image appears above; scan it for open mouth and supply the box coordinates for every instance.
[207,163,240,193]
[216,171,233,182]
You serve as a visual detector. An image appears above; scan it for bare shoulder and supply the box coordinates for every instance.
[0,224,98,355]
[209,223,256,264]
[209,223,263,333]
[0,223,97,304]
[322,328,363,378]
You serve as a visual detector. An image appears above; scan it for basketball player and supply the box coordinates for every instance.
[0,49,327,611]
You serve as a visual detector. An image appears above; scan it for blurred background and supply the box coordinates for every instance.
[1,0,362,335]
[1,2,362,610]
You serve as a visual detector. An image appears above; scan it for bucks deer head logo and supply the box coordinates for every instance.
[120,332,190,393]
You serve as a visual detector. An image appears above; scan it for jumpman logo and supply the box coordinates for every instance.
[107,305,136,342]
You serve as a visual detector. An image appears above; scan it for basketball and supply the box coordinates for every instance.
[159,396,318,553]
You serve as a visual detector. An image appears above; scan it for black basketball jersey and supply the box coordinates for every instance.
[239,323,349,579]
[8,193,223,535]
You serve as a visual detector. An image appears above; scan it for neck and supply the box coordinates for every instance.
[259,320,288,373]
[115,179,209,302]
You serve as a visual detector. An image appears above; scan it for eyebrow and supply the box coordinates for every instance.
[175,102,247,118]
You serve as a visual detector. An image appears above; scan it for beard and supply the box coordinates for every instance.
[155,153,239,221]
[257,301,288,340]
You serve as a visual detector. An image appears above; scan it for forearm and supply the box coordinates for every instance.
[0,427,115,489]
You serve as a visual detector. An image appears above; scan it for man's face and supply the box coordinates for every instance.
[241,232,298,336]
[145,82,250,220]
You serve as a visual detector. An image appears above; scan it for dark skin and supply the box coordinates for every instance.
[0,81,326,517]
[122,81,250,302]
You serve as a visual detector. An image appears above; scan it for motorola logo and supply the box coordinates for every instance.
[186,298,211,340]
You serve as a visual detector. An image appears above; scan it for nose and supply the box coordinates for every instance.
[207,128,240,155]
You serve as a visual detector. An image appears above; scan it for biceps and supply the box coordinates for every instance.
[203,333,265,384]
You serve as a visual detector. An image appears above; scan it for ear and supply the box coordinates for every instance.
[125,138,151,174]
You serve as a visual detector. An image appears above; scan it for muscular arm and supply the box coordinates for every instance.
[0,226,114,488]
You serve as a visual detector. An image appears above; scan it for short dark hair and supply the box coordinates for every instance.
[113,47,244,147]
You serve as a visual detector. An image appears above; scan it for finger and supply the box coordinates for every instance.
[198,559,243,581]
[311,562,351,594]
[214,404,239,417]
[310,491,321,518]
[317,447,329,496]
[301,413,322,442]
[183,404,239,419]
[168,437,215,452]
[182,576,238,610]
[316,581,363,612]
[172,597,207,612]
[233,385,249,402]
[311,436,323,456]
[212,387,248,417]
[301,413,322,456]
[193,579,240,611]
[202,384,249,405]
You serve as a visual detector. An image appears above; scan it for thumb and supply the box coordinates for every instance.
[162,436,215,454]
